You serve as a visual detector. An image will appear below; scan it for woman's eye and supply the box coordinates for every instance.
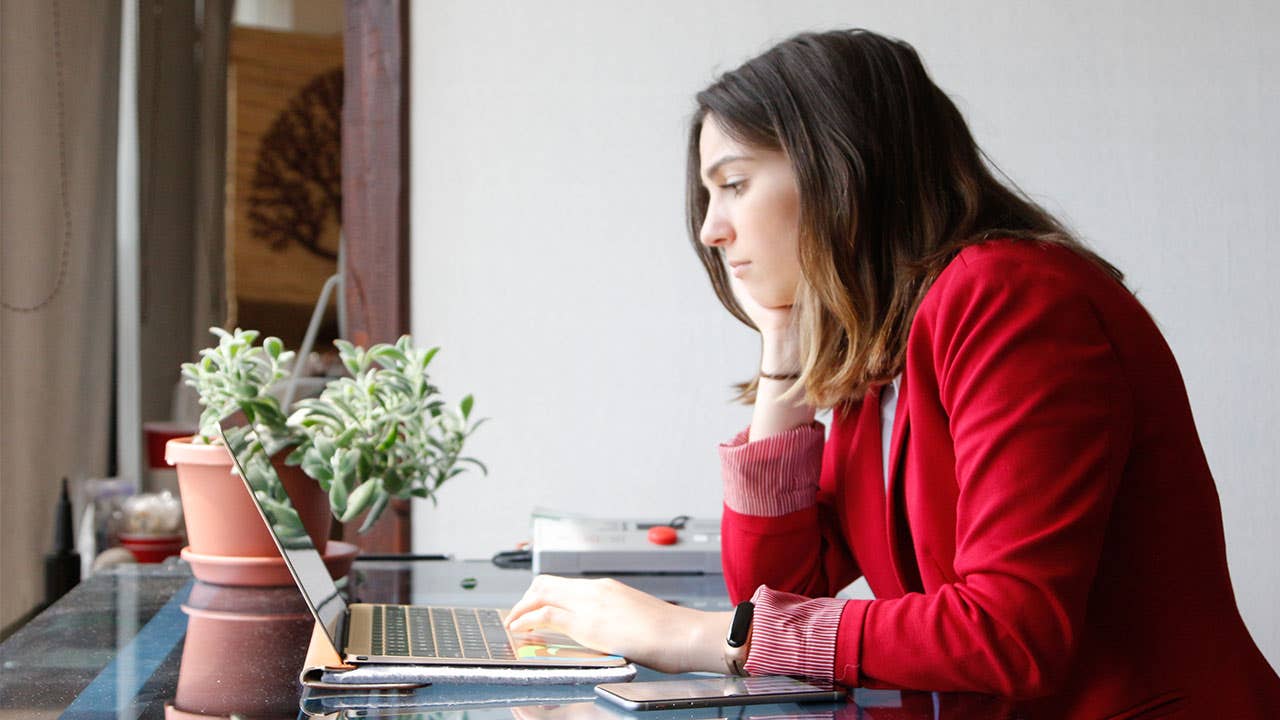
[721,180,746,196]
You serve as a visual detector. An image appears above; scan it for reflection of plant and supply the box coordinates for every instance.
[225,425,311,548]
[180,328,296,446]
[286,336,487,533]
[247,67,343,260]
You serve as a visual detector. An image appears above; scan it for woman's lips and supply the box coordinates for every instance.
[730,261,751,277]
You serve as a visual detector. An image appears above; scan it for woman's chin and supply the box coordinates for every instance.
[753,290,796,310]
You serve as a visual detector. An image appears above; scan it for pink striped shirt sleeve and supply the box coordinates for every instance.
[743,585,846,680]
[718,422,825,516]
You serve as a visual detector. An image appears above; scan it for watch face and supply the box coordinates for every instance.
[727,600,754,647]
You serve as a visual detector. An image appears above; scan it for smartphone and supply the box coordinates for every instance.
[594,675,846,711]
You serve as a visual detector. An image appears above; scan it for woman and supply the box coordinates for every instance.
[504,29,1280,717]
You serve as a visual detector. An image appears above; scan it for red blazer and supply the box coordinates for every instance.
[721,240,1280,718]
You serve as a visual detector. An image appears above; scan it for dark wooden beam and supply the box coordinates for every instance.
[341,0,411,554]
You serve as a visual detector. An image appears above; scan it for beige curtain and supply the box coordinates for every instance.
[0,0,120,633]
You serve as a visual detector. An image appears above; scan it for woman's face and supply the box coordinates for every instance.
[698,116,803,309]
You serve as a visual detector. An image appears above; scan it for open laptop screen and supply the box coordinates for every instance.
[218,413,348,652]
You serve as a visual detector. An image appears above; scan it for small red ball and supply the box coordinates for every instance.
[647,525,678,545]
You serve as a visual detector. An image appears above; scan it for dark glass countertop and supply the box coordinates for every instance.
[0,559,1019,719]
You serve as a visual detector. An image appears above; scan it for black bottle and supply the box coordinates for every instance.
[44,477,81,606]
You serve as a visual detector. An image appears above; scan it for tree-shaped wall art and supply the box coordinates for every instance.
[227,26,343,347]
[247,67,343,261]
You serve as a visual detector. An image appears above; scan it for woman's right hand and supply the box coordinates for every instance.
[730,275,799,372]
[730,275,797,344]
[729,275,815,440]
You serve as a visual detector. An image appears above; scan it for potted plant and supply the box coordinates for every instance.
[285,335,487,534]
[166,328,332,568]
[169,330,485,585]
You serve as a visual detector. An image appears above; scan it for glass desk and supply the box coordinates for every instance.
[0,559,1019,719]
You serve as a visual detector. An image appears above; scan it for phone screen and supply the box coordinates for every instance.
[595,676,845,711]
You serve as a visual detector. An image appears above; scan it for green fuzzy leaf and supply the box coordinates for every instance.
[341,354,361,377]
[379,373,414,396]
[356,450,373,483]
[381,468,404,495]
[244,397,277,421]
[376,422,398,452]
[330,396,359,421]
[460,394,474,420]
[371,345,410,368]
[335,448,359,491]
[302,454,333,483]
[341,479,378,522]
[334,426,359,448]
[329,474,349,516]
[459,456,488,475]
[358,492,391,533]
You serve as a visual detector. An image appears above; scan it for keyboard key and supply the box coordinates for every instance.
[383,607,411,656]
[408,607,437,657]
[370,605,385,656]
[432,608,464,659]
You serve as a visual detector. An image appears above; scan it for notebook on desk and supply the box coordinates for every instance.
[218,414,634,690]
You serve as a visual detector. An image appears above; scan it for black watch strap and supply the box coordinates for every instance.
[724,600,755,675]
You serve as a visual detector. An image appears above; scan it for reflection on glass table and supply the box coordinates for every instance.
[300,689,1020,720]
[168,580,313,718]
[1,560,1034,719]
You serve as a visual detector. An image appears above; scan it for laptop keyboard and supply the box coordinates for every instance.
[369,605,516,661]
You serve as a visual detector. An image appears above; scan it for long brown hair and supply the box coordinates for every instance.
[686,29,1123,408]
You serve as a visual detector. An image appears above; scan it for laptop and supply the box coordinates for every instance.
[218,415,627,669]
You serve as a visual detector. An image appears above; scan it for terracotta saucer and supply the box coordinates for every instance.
[165,704,213,720]
[179,540,358,587]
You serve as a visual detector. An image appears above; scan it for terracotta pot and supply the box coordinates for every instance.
[171,581,312,718]
[165,437,331,557]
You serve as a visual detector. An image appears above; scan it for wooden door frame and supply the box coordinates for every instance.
[341,0,411,552]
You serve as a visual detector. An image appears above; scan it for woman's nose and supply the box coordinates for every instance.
[699,211,733,247]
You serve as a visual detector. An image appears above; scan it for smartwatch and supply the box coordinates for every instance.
[723,600,754,676]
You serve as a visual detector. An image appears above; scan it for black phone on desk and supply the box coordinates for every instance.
[594,675,846,711]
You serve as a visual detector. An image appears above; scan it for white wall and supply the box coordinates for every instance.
[410,0,1279,670]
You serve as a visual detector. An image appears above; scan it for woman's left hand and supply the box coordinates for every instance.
[504,574,729,675]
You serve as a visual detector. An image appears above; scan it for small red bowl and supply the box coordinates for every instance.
[119,533,186,563]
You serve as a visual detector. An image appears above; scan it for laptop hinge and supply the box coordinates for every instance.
[337,608,351,659]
